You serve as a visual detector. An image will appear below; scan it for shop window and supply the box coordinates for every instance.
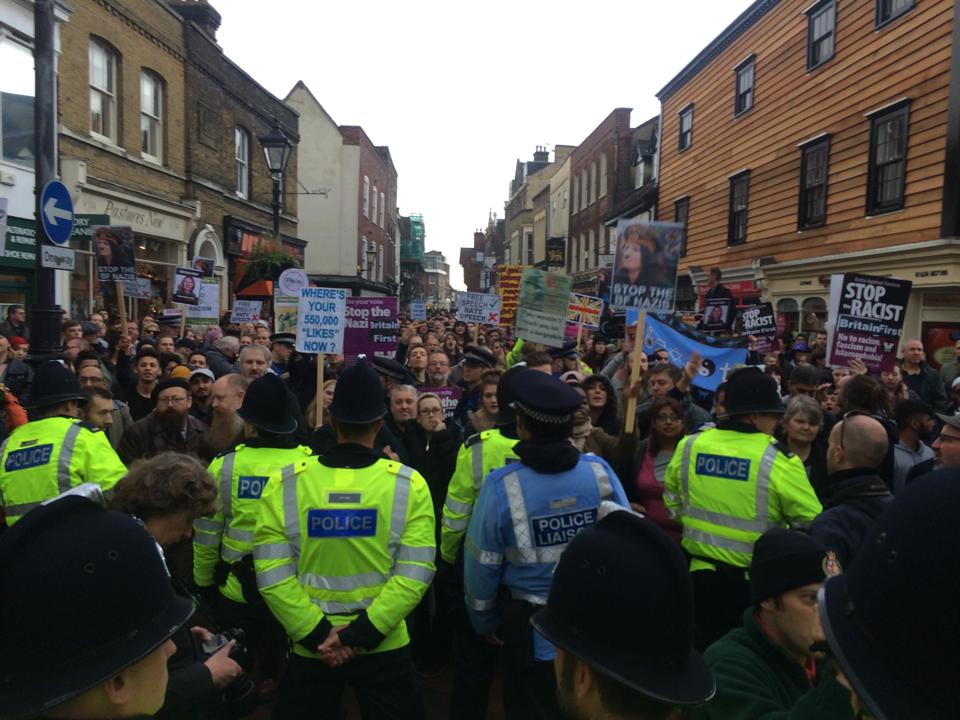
[235,127,250,199]
[0,37,35,166]
[807,0,836,70]
[139,71,163,162]
[734,55,756,116]
[867,101,910,215]
[89,38,119,143]
[802,296,827,332]
[799,137,830,228]
[728,172,750,245]
[777,298,800,335]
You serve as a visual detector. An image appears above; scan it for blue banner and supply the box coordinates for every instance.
[630,313,747,392]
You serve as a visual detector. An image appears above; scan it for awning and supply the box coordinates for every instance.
[237,279,273,297]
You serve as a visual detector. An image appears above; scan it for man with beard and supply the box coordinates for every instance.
[533,511,715,720]
[117,378,207,464]
[189,368,215,425]
[426,351,452,387]
[201,373,250,461]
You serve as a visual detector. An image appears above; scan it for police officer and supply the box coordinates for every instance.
[0,360,126,526]
[664,366,822,651]
[443,364,524,720]
[193,373,313,687]
[253,359,435,720]
[464,371,628,720]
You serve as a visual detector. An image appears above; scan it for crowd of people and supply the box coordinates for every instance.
[0,299,958,720]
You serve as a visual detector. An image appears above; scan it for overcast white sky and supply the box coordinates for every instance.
[217,0,755,290]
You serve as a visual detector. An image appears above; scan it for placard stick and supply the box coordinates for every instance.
[179,306,186,338]
[472,323,479,346]
[315,353,324,428]
[116,282,129,339]
[624,310,647,434]
[575,318,585,351]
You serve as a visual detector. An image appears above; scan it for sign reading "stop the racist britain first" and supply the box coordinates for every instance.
[827,273,912,373]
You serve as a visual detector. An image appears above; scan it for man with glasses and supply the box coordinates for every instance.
[78,363,134,449]
[933,413,960,469]
[117,378,207,464]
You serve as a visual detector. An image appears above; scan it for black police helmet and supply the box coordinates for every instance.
[238,373,297,434]
[329,358,387,423]
[720,366,784,418]
[28,360,86,409]
[496,364,528,425]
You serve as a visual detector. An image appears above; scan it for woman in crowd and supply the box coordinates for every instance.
[581,374,620,435]
[453,320,468,345]
[880,364,914,403]
[304,378,337,432]
[442,332,462,366]
[569,383,637,474]
[405,343,429,387]
[780,395,828,499]
[465,370,500,436]
[0,333,33,402]
[626,397,684,543]
[408,392,461,527]
[110,452,243,720]
[582,334,612,374]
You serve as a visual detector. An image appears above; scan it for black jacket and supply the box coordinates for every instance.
[204,348,237,379]
[808,468,892,569]
[406,423,461,526]
[0,358,32,405]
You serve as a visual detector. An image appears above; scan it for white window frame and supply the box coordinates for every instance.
[600,153,608,197]
[235,127,250,199]
[372,185,378,224]
[379,191,385,227]
[363,176,370,217]
[379,244,384,281]
[361,235,368,274]
[89,39,118,144]
[139,71,162,163]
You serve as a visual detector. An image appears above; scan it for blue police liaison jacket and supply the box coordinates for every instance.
[464,453,628,661]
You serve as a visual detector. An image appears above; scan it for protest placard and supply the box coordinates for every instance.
[739,302,778,354]
[515,269,573,347]
[457,292,500,325]
[610,219,682,312]
[93,225,137,286]
[498,264,525,326]
[567,293,604,328]
[419,386,463,422]
[409,300,427,321]
[231,300,263,324]
[192,257,215,277]
[827,273,911,373]
[172,267,202,305]
[278,268,309,297]
[700,297,734,332]
[344,297,399,362]
[0,198,7,257]
[185,278,220,325]
[296,287,347,354]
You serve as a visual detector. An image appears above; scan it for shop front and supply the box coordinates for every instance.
[224,215,305,313]
[757,239,960,347]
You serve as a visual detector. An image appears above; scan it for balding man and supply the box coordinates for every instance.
[205,336,240,378]
[808,414,893,568]
[900,338,947,412]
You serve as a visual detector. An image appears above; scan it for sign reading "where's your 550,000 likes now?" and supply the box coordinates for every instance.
[296,287,347,354]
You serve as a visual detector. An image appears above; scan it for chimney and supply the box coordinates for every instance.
[173,0,222,40]
[533,145,549,163]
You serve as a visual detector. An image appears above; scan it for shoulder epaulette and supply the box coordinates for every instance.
[76,420,100,433]
[773,440,795,458]
[464,432,484,448]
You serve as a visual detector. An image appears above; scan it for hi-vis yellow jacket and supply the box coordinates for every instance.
[0,417,126,525]
[193,443,314,603]
[664,428,822,570]
[254,456,435,658]
[440,428,519,564]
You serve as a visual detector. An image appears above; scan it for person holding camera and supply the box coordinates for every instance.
[193,373,314,697]
[111,451,246,719]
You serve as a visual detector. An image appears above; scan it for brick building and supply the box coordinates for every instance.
[459,231,485,292]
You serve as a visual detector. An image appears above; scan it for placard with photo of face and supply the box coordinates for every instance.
[172,266,202,305]
[610,219,682,312]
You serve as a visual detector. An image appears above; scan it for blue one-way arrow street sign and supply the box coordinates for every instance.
[40,180,75,245]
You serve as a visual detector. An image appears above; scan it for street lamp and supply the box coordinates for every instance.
[258,121,294,238]
[366,245,377,280]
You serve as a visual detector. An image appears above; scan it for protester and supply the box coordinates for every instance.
[0,333,32,401]
[406,343,429,387]
[636,360,711,436]
[697,528,848,719]
[933,413,960,468]
[269,332,296,376]
[891,398,936,492]
[939,338,960,391]
[0,303,28,339]
[836,374,898,489]
[125,346,162,421]
[899,337,947,412]
[453,346,496,427]
[464,370,500,436]
[78,362,135,448]
[427,350,453,387]
[206,335,240,378]
[946,376,960,415]
[81,385,116,434]
[118,378,208,464]
[780,395,828,499]
[238,343,270,379]
[626,397,684,542]
[189,368,215,425]
[201,373,249,461]
[581,373,620,435]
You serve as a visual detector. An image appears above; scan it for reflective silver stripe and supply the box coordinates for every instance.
[253,542,293,560]
[464,536,503,566]
[466,592,497,611]
[442,516,468,531]
[311,597,372,615]
[511,591,548,606]
[301,571,388,591]
[662,491,682,504]
[388,465,413,560]
[256,564,296,587]
[503,472,536,563]
[57,423,83,493]
[471,442,484,490]
[221,545,247,561]
[755,444,778,528]
[220,453,236,522]
[684,527,755,554]
[226,527,254,543]
[679,433,701,507]
[505,546,565,564]
[395,563,435,584]
[397,545,435,563]
[445,497,473,515]
[194,533,220,547]
[685,506,768,533]
[194,517,224,532]
[2,500,42,517]
[281,464,300,557]
[590,461,614,501]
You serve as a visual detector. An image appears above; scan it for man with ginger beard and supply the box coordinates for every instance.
[199,373,250,462]
[117,378,207,464]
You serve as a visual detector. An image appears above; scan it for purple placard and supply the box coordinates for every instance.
[344,297,399,363]
[419,386,463,421]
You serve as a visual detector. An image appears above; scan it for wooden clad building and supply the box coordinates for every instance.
[657,0,960,351]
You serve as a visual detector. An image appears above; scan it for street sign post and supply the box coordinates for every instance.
[40,180,74,245]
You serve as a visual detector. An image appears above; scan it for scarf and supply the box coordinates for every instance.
[570,420,594,452]
[514,437,581,474]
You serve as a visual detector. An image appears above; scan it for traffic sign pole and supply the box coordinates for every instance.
[28,0,63,360]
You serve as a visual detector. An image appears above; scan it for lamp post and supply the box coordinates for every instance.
[365,245,377,281]
[258,121,294,239]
